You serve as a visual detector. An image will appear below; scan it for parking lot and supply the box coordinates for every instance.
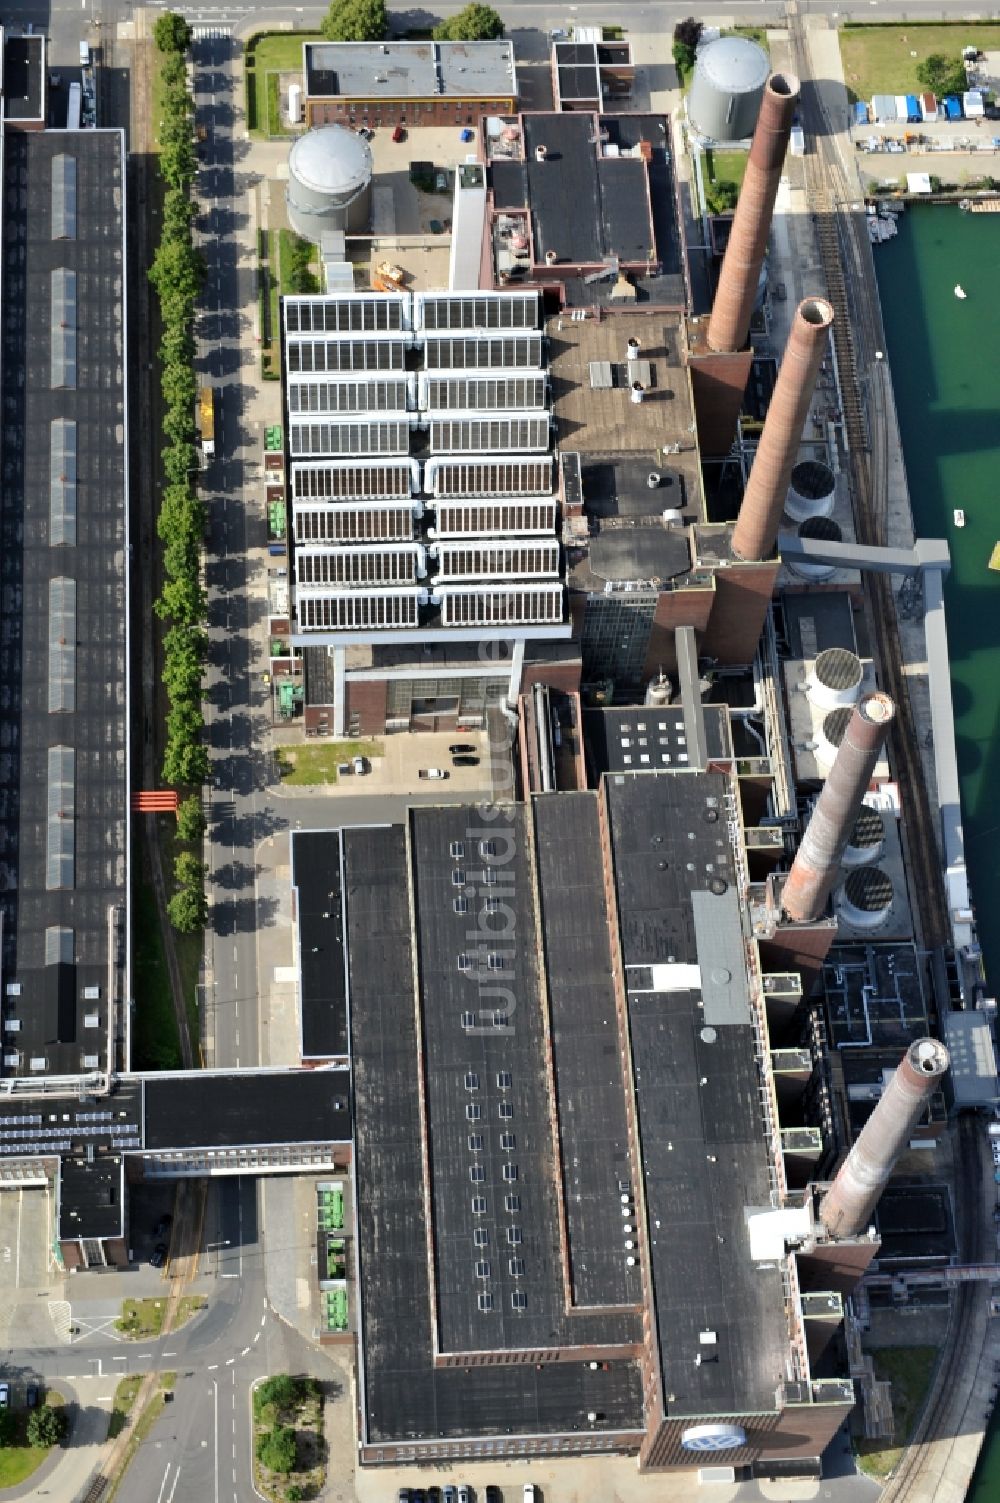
[0,1184,53,1292]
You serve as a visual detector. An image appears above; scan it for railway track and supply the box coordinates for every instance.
[788,17,949,953]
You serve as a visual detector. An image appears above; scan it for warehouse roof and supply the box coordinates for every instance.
[604,772,790,1418]
[291,830,349,1059]
[304,40,516,101]
[0,130,128,1082]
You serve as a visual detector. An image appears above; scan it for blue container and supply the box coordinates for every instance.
[944,96,963,120]
[855,101,870,126]
[905,94,921,122]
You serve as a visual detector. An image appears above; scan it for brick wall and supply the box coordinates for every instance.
[688,347,754,458]
[703,563,779,665]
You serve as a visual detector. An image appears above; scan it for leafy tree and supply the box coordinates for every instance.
[162,188,197,239]
[174,851,205,890]
[150,237,204,303]
[162,443,200,485]
[255,1375,301,1416]
[673,16,703,49]
[160,50,188,89]
[286,1488,303,1503]
[176,794,207,845]
[433,3,504,41]
[672,40,696,78]
[320,0,388,43]
[27,1406,67,1447]
[708,179,739,213]
[167,882,207,932]
[163,733,210,789]
[256,1423,297,1475]
[154,11,192,53]
[916,52,966,99]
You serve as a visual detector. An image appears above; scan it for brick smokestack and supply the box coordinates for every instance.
[707,72,800,354]
[782,692,894,923]
[731,296,834,563]
[819,1038,950,1238]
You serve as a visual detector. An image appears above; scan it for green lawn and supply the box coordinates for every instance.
[132,874,183,1070]
[108,1376,143,1440]
[840,23,1000,105]
[0,1399,67,1486]
[245,32,319,136]
[159,815,204,1054]
[704,147,748,213]
[275,740,382,786]
[856,1345,939,1479]
[116,1295,207,1340]
[725,26,768,51]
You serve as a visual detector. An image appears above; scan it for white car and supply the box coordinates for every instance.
[523,1487,536,1503]
[418,767,449,780]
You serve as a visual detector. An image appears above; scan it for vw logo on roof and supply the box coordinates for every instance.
[680,1424,747,1453]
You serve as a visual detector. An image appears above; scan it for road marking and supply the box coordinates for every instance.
[155,1461,173,1503]
[166,1467,182,1503]
[253,1330,261,1344]
[163,1350,177,1357]
[260,1314,266,1327]
[221,1272,239,1278]
[241,1346,250,1357]
[99,1393,113,1400]
[208,1363,219,1371]
[225,1356,235,1365]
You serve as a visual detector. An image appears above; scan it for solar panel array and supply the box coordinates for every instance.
[283,290,563,637]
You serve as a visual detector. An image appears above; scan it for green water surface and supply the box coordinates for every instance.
[873,204,1000,994]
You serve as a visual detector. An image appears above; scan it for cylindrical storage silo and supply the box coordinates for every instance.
[785,459,836,523]
[788,515,841,581]
[688,36,770,143]
[843,804,885,868]
[807,647,863,711]
[836,865,894,930]
[286,125,373,243]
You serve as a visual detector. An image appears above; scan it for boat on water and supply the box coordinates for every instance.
[954,509,966,527]
[990,542,1000,572]
[955,285,968,299]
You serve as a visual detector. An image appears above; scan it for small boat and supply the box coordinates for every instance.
[954,509,966,527]
[954,284,968,299]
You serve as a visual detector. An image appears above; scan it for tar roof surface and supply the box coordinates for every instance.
[410,803,635,1354]
[346,823,644,1443]
[143,1071,351,1149]
[532,792,641,1309]
[0,130,128,1082]
[782,590,858,661]
[292,831,349,1058]
[584,706,732,777]
[3,36,44,120]
[304,39,515,100]
[59,1154,125,1240]
[604,772,789,1417]
[822,942,929,1051]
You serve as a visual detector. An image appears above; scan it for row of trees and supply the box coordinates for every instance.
[150,15,210,934]
[319,0,503,42]
[0,1402,67,1449]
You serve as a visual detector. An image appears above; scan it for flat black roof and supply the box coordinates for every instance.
[143,1070,351,1149]
[604,773,790,1418]
[3,36,44,121]
[781,590,858,661]
[584,706,732,778]
[496,113,685,308]
[0,130,128,1080]
[291,831,349,1058]
[874,1183,955,1267]
[532,792,640,1309]
[410,803,635,1355]
[347,821,644,1443]
[59,1154,125,1240]
[822,942,929,1052]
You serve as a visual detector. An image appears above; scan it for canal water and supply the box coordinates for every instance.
[872,202,1000,994]
[872,203,1000,1502]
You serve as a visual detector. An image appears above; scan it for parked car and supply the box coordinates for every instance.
[443,1488,457,1503]
[392,123,406,142]
[25,1384,39,1408]
[435,170,449,191]
[452,756,479,768]
[352,755,369,775]
[457,1488,471,1503]
[150,1243,168,1268]
[418,768,449,780]
[0,1384,9,1408]
[428,1488,441,1503]
[449,743,475,754]
[153,1215,172,1239]
[485,1488,502,1503]
[411,1490,426,1503]
[523,1488,536,1503]
[397,1491,410,1503]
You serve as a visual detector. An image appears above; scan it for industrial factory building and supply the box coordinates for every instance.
[301,39,517,130]
[290,678,947,1468]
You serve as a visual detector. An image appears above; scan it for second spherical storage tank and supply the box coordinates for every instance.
[688,35,770,143]
[286,124,373,243]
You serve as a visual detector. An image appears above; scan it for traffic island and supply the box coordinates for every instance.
[252,1375,327,1502]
